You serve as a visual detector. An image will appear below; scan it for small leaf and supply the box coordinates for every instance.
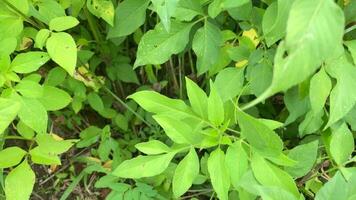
[87,92,104,112]
[135,140,170,155]
[112,153,175,178]
[207,148,230,200]
[39,86,72,111]
[29,147,61,165]
[0,98,21,135]
[173,147,199,197]
[15,80,43,98]
[225,142,248,189]
[309,68,332,114]
[0,147,27,168]
[49,16,79,31]
[214,67,244,102]
[192,21,222,74]
[5,160,35,200]
[185,77,208,118]
[11,52,50,74]
[236,111,283,157]
[18,98,48,134]
[151,0,179,32]
[46,32,77,75]
[36,133,76,154]
[208,81,224,126]
[87,0,115,26]
[330,123,354,165]
[108,0,150,38]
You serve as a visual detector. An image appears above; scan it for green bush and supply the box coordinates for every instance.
[0,0,355,199]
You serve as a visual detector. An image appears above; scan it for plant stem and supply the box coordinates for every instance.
[83,7,103,44]
[2,0,42,29]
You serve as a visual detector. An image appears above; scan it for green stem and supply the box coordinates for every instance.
[2,0,42,29]
[83,7,103,44]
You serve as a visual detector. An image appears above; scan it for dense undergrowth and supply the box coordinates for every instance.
[0,0,355,199]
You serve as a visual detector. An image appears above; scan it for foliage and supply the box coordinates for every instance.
[0,0,355,199]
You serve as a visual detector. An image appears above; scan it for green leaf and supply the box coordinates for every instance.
[309,67,332,114]
[151,0,179,32]
[87,0,115,26]
[29,147,61,165]
[35,29,51,50]
[330,123,354,165]
[185,77,208,118]
[134,21,193,68]
[113,153,175,178]
[135,140,170,155]
[345,40,356,63]
[192,21,222,75]
[315,172,348,200]
[153,115,203,144]
[236,111,283,157]
[207,148,230,200]
[172,0,204,21]
[285,140,319,178]
[262,0,293,46]
[39,86,72,111]
[129,90,194,119]
[214,67,244,102]
[18,98,48,134]
[5,160,35,200]
[87,92,104,112]
[251,153,299,198]
[172,147,199,197]
[15,80,43,98]
[225,142,248,189]
[0,98,21,135]
[284,87,309,125]
[325,56,356,128]
[115,63,139,84]
[46,32,77,75]
[0,147,27,168]
[208,81,224,126]
[108,0,150,38]
[49,16,79,31]
[208,0,249,18]
[11,51,50,74]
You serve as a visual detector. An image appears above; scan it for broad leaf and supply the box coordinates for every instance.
[309,67,332,114]
[46,32,77,75]
[11,52,50,73]
[29,147,61,165]
[0,147,27,168]
[18,98,48,134]
[214,67,244,102]
[87,0,115,26]
[151,0,179,32]
[15,80,43,98]
[208,148,230,200]
[185,77,208,118]
[172,147,199,197]
[208,81,224,126]
[49,16,79,31]
[172,0,204,21]
[39,86,72,111]
[113,153,175,178]
[108,0,150,38]
[236,111,283,157]
[192,21,222,75]
[35,29,51,50]
[225,142,248,189]
[0,98,21,135]
[5,161,35,200]
[315,172,348,200]
[330,123,354,165]
[134,21,193,68]
[208,0,249,18]
[135,140,170,155]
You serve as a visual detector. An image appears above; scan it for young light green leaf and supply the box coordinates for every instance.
[11,52,50,74]
[16,121,35,139]
[49,16,79,31]
[192,21,222,75]
[309,67,332,114]
[36,134,76,154]
[315,172,348,200]
[39,86,72,111]
[172,0,204,21]
[214,67,244,102]
[0,98,21,135]
[108,0,150,38]
[330,123,354,165]
[112,153,175,178]
[0,147,27,168]
[151,0,179,32]
[87,0,115,26]
[29,147,61,165]
[208,148,230,200]
[134,21,193,68]
[46,32,77,76]
[236,111,283,157]
[251,153,299,198]
[15,80,43,98]
[208,81,224,126]
[35,29,50,50]
[129,90,194,119]
[18,98,48,134]
[135,140,170,155]
[5,160,35,200]
[262,0,293,46]
[345,40,356,63]
[173,147,199,197]
[285,140,319,178]
[225,142,248,189]
[185,77,208,118]
[208,0,248,18]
